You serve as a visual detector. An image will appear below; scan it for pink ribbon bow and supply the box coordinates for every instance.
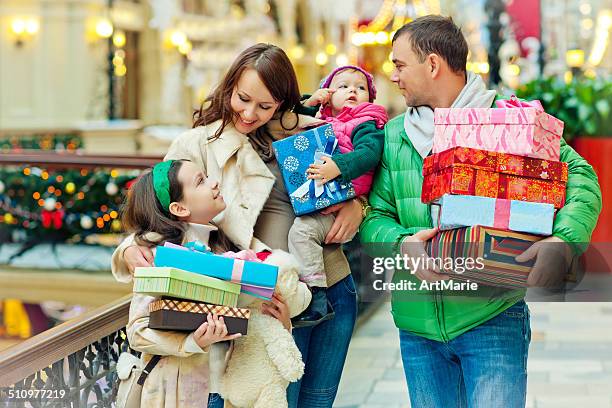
[221,250,260,283]
[221,249,260,262]
[495,95,544,111]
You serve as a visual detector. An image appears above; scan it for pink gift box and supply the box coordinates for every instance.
[433,102,564,161]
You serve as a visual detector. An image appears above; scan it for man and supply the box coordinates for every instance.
[360,15,601,407]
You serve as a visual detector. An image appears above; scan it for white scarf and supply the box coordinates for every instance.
[403,71,497,158]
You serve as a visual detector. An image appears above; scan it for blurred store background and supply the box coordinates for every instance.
[0,0,610,405]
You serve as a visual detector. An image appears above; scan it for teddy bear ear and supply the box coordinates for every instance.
[287,281,312,318]
[276,270,298,296]
[264,250,301,294]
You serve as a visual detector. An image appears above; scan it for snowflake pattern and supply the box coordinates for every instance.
[315,198,331,209]
[289,172,306,186]
[283,156,299,172]
[293,135,309,151]
[292,195,309,205]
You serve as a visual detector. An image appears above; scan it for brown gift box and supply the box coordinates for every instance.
[148,297,251,335]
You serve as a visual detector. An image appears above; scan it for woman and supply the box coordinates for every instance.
[113,43,362,407]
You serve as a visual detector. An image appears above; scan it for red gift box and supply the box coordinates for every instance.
[422,147,567,208]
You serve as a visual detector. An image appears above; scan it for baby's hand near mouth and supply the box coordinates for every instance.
[305,88,336,107]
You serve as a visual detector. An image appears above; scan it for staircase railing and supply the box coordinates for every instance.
[0,150,161,169]
[0,151,159,407]
[0,295,132,407]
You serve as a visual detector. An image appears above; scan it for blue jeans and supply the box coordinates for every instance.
[399,300,531,408]
[207,393,223,408]
[287,274,358,408]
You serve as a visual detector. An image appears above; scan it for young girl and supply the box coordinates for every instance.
[288,65,388,325]
[118,159,292,408]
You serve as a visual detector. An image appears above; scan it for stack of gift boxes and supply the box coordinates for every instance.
[132,242,279,335]
[421,97,567,288]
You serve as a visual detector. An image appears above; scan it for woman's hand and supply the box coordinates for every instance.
[124,245,155,272]
[193,314,242,350]
[261,293,292,331]
[321,199,363,244]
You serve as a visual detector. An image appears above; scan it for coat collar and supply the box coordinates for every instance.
[184,223,217,246]
[320,102,388,128]
[203,121,248,170]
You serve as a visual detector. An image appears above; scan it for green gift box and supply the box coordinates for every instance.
[134,267,240,307]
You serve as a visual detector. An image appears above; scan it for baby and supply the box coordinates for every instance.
[289,65,388,325]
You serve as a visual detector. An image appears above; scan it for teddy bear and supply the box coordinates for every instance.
[219,249,312,408]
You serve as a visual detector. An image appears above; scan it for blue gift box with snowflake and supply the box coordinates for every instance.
[272,124,355,216]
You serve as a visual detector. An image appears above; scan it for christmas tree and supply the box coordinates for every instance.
[0,165,139,243]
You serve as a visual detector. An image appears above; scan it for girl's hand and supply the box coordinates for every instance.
[261,293,291,331]
[193,314,242,350]
[321,199,362,244]
[305,88,335,107]
[307,156,341,186]
[124,245,155,272]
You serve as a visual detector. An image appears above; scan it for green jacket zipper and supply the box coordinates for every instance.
[434,289,450,342]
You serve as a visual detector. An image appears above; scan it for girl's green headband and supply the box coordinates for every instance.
[152,160,175,211]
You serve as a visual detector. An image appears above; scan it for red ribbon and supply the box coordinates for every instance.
[41,209,65,229]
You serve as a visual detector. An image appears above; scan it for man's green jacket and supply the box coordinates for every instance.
[360,114,602,341]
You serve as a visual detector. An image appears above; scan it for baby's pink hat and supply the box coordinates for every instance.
[319,65,377,102]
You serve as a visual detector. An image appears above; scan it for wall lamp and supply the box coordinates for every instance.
[10,18,39,47]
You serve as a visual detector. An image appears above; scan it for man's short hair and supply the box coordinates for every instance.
[392,15,468,74]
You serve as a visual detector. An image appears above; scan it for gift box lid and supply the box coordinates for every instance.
[149,298,251,319]
[422,146,568,182]
[437,194,555,236]
[134,267,241,295]
[434,107,564,137]
[155,245,278,289]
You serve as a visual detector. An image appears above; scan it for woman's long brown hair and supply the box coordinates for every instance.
[192,43,302,140]
[121,160,236,253]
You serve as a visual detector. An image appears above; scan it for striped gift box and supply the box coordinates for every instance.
[149,298,250,335]
[425,226,542,288]
[134,267,240,307]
